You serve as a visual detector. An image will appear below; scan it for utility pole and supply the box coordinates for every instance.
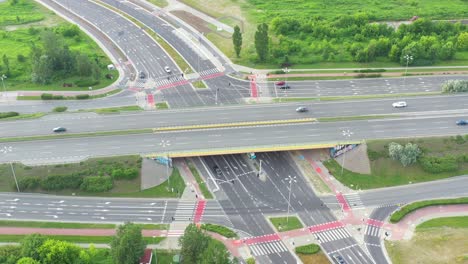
[285,175,297,224]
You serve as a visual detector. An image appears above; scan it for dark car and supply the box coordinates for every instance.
[139,71,146,79]
[275,81,285,86]
[53,127,67,133]
[212,165,222,175]
[456,120,467,126]
[332,254,346,264]
[296,106,308,113]
[279,85,291,89]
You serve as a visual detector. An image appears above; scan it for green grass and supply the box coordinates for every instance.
[101,168,186,198]
[16,89,122,101]
[192,80,207,88]
[201,223,237,238]
[390,197,468,223]
[0,129,153,143]
[85,106,143,114]
[0,220,168,230]
[188,162,213,199]
[156,102,169,109]
[0,112,45,121]
[269,216,303,232]
[295,243,321,255]
[0,0,44,26]
[0,234,164,244]
[416,216,468,230]
[318,115,397,122]
[146,0,169,7]
[154,250,180,264]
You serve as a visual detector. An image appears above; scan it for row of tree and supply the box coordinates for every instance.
[233,13,468,66]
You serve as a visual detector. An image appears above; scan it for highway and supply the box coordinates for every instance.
[1,94,468,138]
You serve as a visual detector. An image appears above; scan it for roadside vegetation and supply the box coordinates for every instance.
[325,135,468,189]
[188,160,213,199]
[200,223,237,238]
[269,216,303,232]
[83,105,143,114]
[390,197,468,223]
[386,216,468,264]
[0,0,117,91]
[0,112,45,120]
[294,243,329,264]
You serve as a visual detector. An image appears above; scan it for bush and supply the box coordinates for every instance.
[40,174,83,191]
[40,93,53,100]
[200,224,237,238]
[246,258,256,264]
[80,176,113,192]
[367,149,384,161]
[355,73,382,78]
[17,54,26,62]
[295,243,320,254]
[74,78,99,87]
[75,94,90,100]
[419,155,458,173]
[52,95,64,100]
[353,69,386,73]
[388,142,421,166]
[111,168,139,180]
[442,79,468,93]
[454,135,466,144]
[390,197,468,223]
[0,112,19,119]
[53,106,67,112]
[17,177,40,191]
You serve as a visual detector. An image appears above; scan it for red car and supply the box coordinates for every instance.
[275,81,285,86]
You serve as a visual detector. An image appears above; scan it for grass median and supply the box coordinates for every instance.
[390,197,468,223]
[270,216,303,232]
[0,220,168,230]
[188,161,213,199]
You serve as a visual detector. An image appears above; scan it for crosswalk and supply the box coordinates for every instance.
[313,227,352,244]
[344,193,365,209]
[133,79,146,88]
[173,201,196,222]
[154,75,186,88]
[365,225,381,237]
[198,68,220,77]
[249,240,289,256]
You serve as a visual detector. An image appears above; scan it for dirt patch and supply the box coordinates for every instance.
[298,252,331,264]
[334,144,371,174]
[170,10,212,34]
[386,228,468,264]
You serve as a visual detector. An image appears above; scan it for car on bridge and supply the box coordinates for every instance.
[456,119,467,126]
[392,101,407,108]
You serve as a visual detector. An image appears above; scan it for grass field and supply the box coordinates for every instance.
[0,0,44,26]
[417,216,468,230]
[324,135,468,189]
[386,222,468,264]
[270,216,303,232]
[84,106,143,114]
[297,252,330,264]
[0,220,168,230]
[154,250,180,264]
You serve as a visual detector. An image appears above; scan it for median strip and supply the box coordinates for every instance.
[152,118,316,132]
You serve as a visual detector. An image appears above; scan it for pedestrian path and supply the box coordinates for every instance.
[313,227,352,244]
[172,201,196,222]
[344,193,365,210]
[249,240,289,257]
[365,225,381,237]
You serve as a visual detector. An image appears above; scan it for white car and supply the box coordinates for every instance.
[392,101,407,108]
[164,66,171,73]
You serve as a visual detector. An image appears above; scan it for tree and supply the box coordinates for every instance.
[110,222,146,264]
[0,245,21,264]
[254,23,269,62]
[457,32,468,51]
[31,54,53,84]
[388,142,420,167]
[16,257,40,264]
[3,54,10,76]
[75,54,93,77]
[200,239,231,264]
[388,142,404,161]
[232,25,242,58]
[21,234,47,260]
[179,224,210,264]
[38,240,82,264]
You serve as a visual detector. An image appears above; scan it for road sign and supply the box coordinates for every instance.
[248,152,256,159]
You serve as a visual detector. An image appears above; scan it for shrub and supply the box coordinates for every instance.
[295,243,320,254]
[17,177,40,191]
[80,176,113,192]
[354,73,382,78]
[40,93,53,100]
[353,69,386,73]
[0,112,19,119]
[200,224,237,238]
[455,135,466,144]
[52,95,64,100]
[75,94,90,100]
[111,168,139,180]
[246,258,256,264]
[388,142,420,166]
[40,174,83,191]
[419,155,458,173]
[74,78,99,87]
[442,79,468,93]
[367,149,384,161]
[53,106,67,112]
[17,54,26,62]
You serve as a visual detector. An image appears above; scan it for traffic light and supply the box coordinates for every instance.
[230,180,235,184]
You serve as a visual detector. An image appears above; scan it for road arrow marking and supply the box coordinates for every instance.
[52,200,64,204]
[94,209,109,212]
[6,199,19,202]
[46,215,58,219]
[93,216,106,220]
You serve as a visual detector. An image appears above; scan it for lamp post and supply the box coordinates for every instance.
[1,146,19,192]
[285,175,297,224]
[1,74,7,98]
[341,129,353,177]
[159,139,171,192]
[403,54,413,92]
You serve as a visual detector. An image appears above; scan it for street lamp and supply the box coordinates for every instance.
[285,175,297,224]
[281,67,291,102]
[1,146,19,192]
[159,139,171,192]
[403,54,413,92]
[341,129,353,177]
[1,74,7,98]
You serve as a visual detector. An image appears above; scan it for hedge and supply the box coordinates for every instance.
[295,243,320,255]
[40,93,53,100]
[40,174,83,191]
[419,155,459,173]
[53,106,68,112]
[75,94,90,100]
[390,197,468,223]
[16,177,40,191]
[111,168,139,180]
[0,112,19,119]
[75,78,99,87]
[80,176,113,192]
[200,224,237,238]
